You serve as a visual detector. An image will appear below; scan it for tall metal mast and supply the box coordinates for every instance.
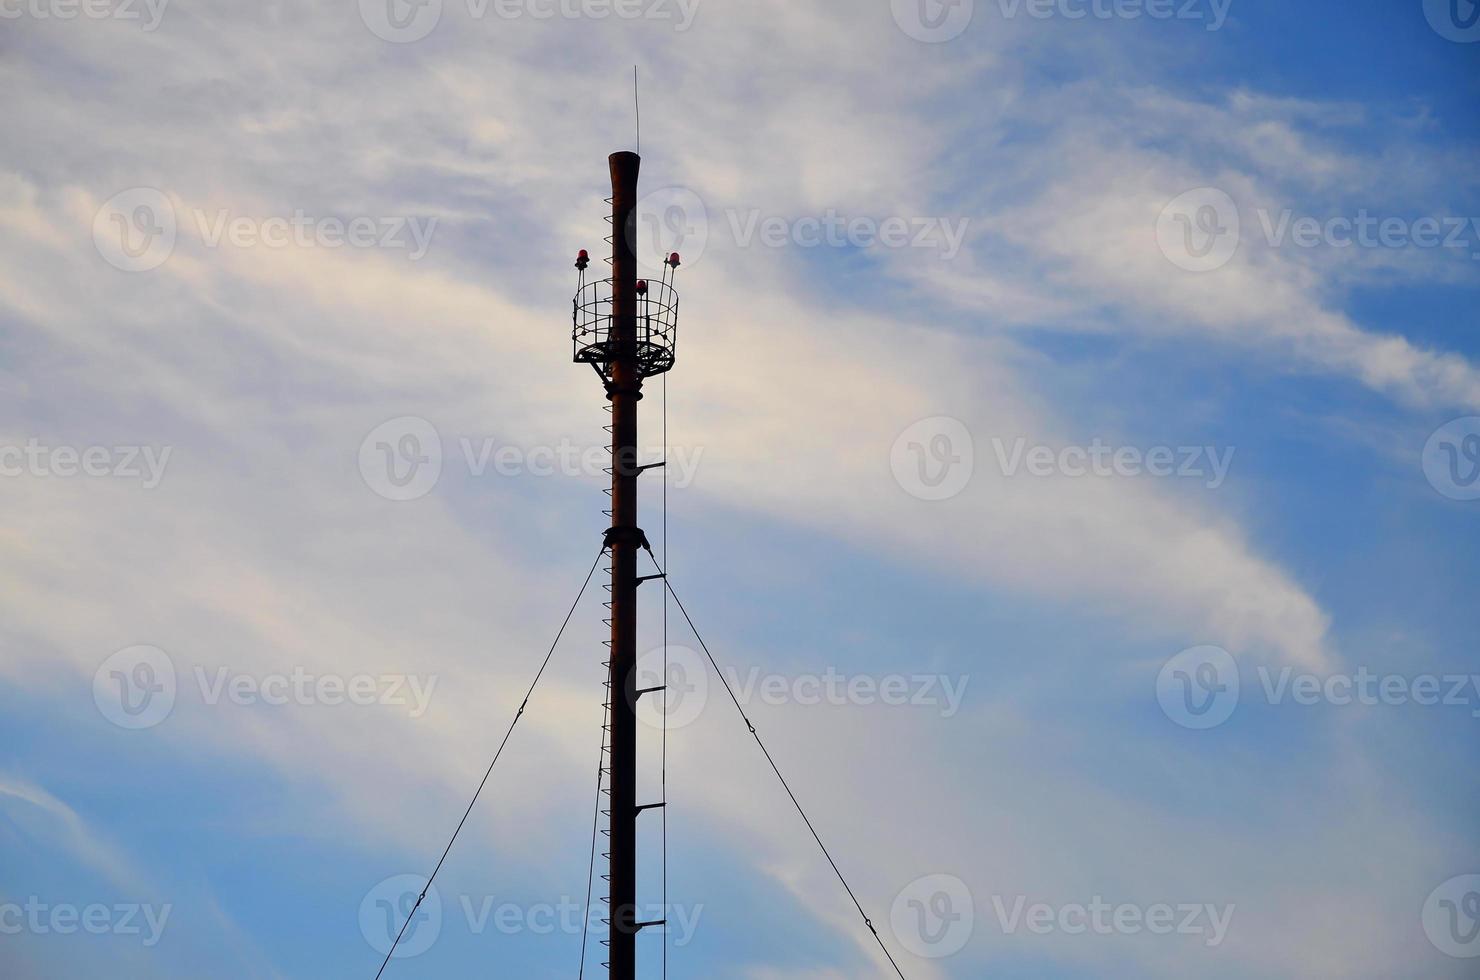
[378,149,906,980]
[572,150,681,980]
[604,149,642,980]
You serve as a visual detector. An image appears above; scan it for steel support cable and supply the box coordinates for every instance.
[373,546,609,979]
[640,547,909,980]
[576,697,609,979]
[660,367,670,980]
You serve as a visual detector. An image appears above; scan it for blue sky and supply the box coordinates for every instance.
[1,1,1478,977]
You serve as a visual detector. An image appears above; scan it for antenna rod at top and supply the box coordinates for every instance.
[633,65,640,155]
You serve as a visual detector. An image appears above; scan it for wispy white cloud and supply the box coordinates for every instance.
[910,84,1480,410]
[0,776,149,894]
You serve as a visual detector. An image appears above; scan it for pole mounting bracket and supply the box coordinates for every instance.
[602,525,652,551]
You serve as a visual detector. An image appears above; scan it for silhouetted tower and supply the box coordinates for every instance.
[572,151,680,980]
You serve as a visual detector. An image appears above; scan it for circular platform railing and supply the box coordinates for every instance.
[572,277,678,380]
